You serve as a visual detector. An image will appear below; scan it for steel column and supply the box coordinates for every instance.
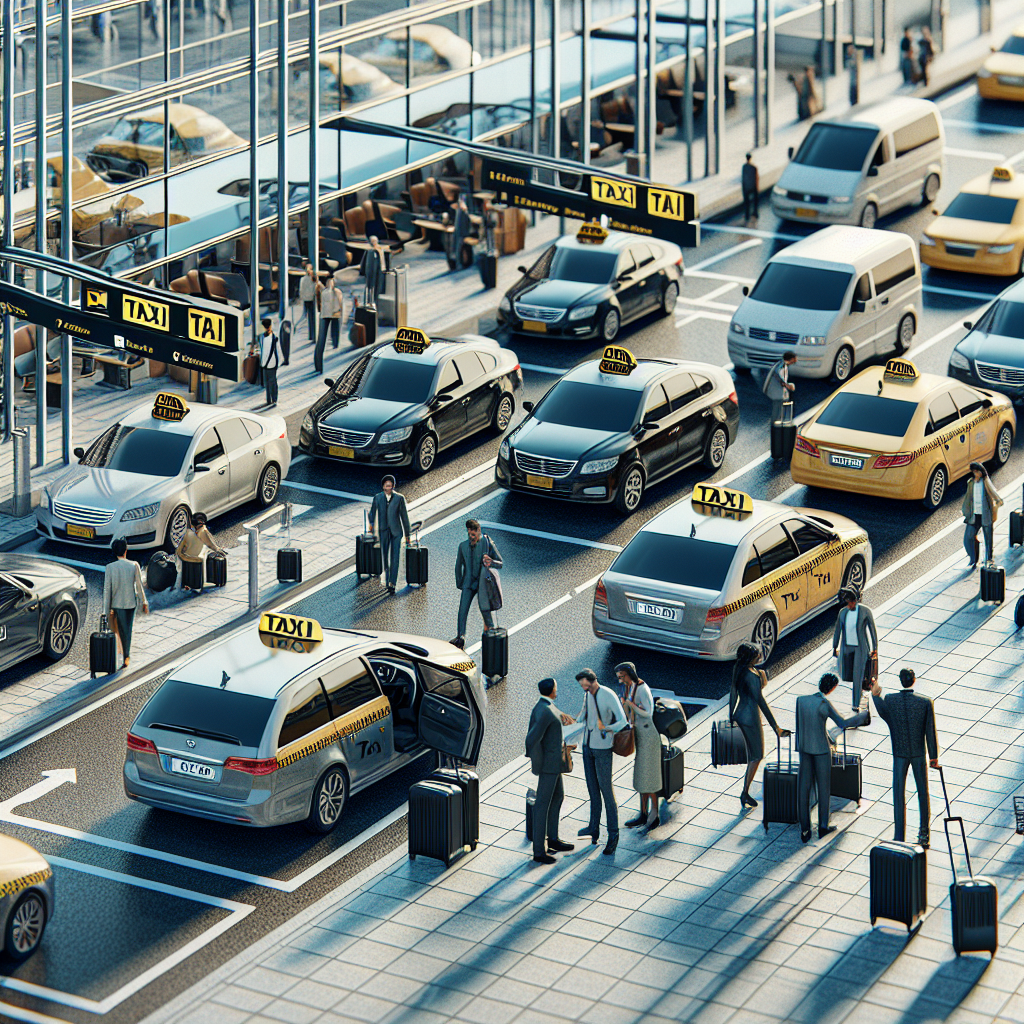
[277,0,288,325]
[581,0,591,166]
[703,0,712,176]
[753,0,763,147]
[715,0,724,175]
[529,0,538,168]
[61,0,72,463]
[249,0,260,351]
[819,0,827,106]
[308,0,319,289]
[552,0,561,230]
[684,0,692,179]
[766,0,774,142]
[34,0,46,466]
[645,0,655,177]
[2,0,15,442]
[634,0,644,174]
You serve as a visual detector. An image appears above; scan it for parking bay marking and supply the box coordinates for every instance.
[474,521,623,552]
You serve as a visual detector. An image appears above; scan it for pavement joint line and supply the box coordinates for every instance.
[687,237,763,272]
[474,520,623,551]
[280,480,373,502]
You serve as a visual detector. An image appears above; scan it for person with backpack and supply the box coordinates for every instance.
[451,519,502,649]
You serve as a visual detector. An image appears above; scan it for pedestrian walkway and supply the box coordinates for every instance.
[146,495,1024,1024]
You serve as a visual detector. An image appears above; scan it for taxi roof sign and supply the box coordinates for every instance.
[598,345,638,376]
[393,327,431,354]
[993,165,1015,182]
[691,482,754,521]
[258,613,324,653]
[883,358,918,384]
[577,223,608,245]
[152,392,190,422]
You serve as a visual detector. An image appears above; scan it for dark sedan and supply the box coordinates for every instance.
[495,351,739,513]
[497,226,683,343]
[949,279,1024,403]
[0,554,88,670]
[299,332,522,474]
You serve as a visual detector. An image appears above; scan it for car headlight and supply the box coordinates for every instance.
[569,305,598,322]
[121,502,160,522]
[580,457,619,475]
[772,185,786,196]
[498,295,510,314]
[919,235,937,247]
[379,426,413,445]
[301,413,313,434]
[988,243,1016,254]
[978,68,993,78]
[949,349,971,371]
[730,321,745,335]
[499,438,509,460]
[831,196,850,203]
[801,335,827,346]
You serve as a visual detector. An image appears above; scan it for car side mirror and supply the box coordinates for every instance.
[852,298,866,313]
[432,393,454,407]
[963,321,973,331]
[517,266,528,275]
[643,419,660,431]
[324,377,334,388]
[982,398,993,409]
[73,446,85,459]
[194,463,211,473]
[522,400,534,412]
[867,166,879,177]
[787,146,794,159]
[741,286,749,296]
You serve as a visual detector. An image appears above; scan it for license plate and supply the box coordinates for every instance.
[635,601,678,621]
[795,207,817,218]
[328,445,354,459]
[66,523,95,539]
[169,757,216,780]
[526,474,554,489]
[999,75,1024,86]
[522,320,547,332]
[829,454,864,470]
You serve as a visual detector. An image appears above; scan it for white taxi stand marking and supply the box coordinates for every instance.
[686,237,762,271]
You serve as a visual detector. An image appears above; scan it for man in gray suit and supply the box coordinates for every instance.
[833,585,877,716]
[525,678,575,864]
[796,672,867,843]
[451,519,502,648]
[369,475,411,595]
[763,350,796,424]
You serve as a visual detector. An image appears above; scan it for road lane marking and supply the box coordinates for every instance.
[687,237,762,271]
[694,281,740,301]
[686,268,757,285]
[281,480,373,502]
[676,294,740,312]
[519,362,566,375]
[944,146,1006,161]
[936,83,977,109]
[675,308,734,324]
[907,318,970,358]
[25,553,104,574]
[475,521,623,552]
[945,118,1024,135]
[923,283,999,302]
[700,223,804,242]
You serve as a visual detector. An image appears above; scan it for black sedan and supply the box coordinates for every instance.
[495,353,739,513]
[0,554,88,671]
[299,334,523,474]
[948,279,1024,403]
[497,227,684,343]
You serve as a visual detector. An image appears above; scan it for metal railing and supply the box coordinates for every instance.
[242,500,292,612]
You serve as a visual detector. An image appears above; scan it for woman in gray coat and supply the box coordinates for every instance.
[832,586,877,715]
[962,461,1003,569]
[618,662,662,834]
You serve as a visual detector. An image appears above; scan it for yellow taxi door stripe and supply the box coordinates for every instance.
[0,868,52,900]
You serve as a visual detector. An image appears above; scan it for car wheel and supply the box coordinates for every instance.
[614,464,645,514]
[703,424,729,470]
[895,314,914,355]
[659,280,679,318]
[43,604,78,661]
[841,556,866,600]
[257,463,280,507]
[991,423,1013,468]
[5,892,46,961]
[492,393,514,433]
[831,345,855,383]
[305,766,347,833]
[127,160,149,179]
[922,173,940,205]
[752,613,777,662]
[601,308,620,343]
[859,202,878,229]
[923,465,947,509]
[413,433,437,475]
[163,504,191,552]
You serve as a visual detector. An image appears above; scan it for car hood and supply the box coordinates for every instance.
[0,553,83,587]
[512,418,624,461]
[733,296,837,336]
[516,279,604,309]
[47,467,169,510]
[958,330,1024,366]
[322,397,416,434]
[776,163,863,198]
[925,217,1020,247]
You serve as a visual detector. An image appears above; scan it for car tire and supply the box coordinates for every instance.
[5,892,46,961]
[601,308,620,343]
[305,766,347,833]
[703,424,729,470]
[413,432,437,475]
[492,393,514,434]
[614,464,645,514]
[991,423,1013,468]
[659,280,679,318]
[257,463,280,507]
[831,345,855,383]
[43,604,78,661]
[127,160,149,179]
[922,173,940,205]
[923,464,947,509]
[163,504,191,552]
[841,556,866,600]
[859,202,878,229]
[752,613,777,662]
[895,314,914,355]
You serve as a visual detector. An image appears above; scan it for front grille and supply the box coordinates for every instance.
[514,304,564,323]
[976,361,1024,387]
[514,450,577,478]
[318,424,374,448]
[747,352,781,368]
[786,189,829,204]
[943,243,980,258]
[52,501,116,526]
[748,327,800,344]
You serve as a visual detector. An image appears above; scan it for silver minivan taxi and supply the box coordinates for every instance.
[728,225,921,382]
[771,97,944,229]
[124,614,486,832]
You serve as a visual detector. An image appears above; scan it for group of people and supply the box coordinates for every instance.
[901,26,937,87]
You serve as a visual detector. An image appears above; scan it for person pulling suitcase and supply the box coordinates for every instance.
[763,350,797,442]
[369,475,411,595]
[451,519,502,650]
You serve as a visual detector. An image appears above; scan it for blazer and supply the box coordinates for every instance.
[455,536,502,597]
[370,491,411,538]
[577,684,628,750]
[873,688,938,760]
[962,476,1002,527]
[795,691,861,755]
[103,557,146,612]
[526,697,563,775]
[763,359,790,400]
[833,604,877,687]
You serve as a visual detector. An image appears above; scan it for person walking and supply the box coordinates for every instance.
[299,262,319,343]
[451,519,502,649]
[796,672,867,843]
[176,512,227,592]
[788,70,810,121]
[731,642,790,809]
[259,317,280,407]
[103,538,148,669]
[363,236,388,306]
[742,153,760,224]
[900,28,917,84]
[315,275,344,375]
[847,43,861,106]
[962,461,1002,569]
[832,586,877,716]
[618,662,662,835]
[871,668,939,848]
[919,27,935,87]
[802,66,822,116]
[369,475,411,595]
[764,350,796,426]
[526,678,576,865]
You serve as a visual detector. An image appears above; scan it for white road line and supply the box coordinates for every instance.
[574,572,604,595]
[413,462,496,507]
[923,283,999,302]
[700,222,803,242]
[695,281,741,302]
[945,118,1024,135]
[944,146,1006,161]
[936,82,977,109]
[674,308,734,324]
[687,237,762,271]
[686,268,757,285]
[908,318,969,358]
[675,312,705,328]
[519,362,568,375]
[475,521,623,552]
[775,482,803,503]
[29,552,104,574]
[676,294,740,312]
[281,480,373,502]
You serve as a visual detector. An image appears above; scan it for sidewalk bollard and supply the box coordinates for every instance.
[247,526,259,612]
[11,426,31,519]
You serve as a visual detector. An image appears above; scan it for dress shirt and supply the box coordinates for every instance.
[845,606,859,646]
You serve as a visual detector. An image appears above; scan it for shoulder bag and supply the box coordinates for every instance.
[560,742,574,773]
[602,686,635,758]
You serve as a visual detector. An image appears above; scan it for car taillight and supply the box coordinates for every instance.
[278,432,286,439]
[675,256,684,267]
[223,756,279,776]
[705,606,727,629]
[794,435,820,458]
[126,732,157,754]
[594,578,608,609]
[875,452,914,469]
[727,390,738,406]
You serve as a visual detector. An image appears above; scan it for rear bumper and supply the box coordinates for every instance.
[921,245,1019,277]
[790,452,925,499]
[592,608,734,660]
[977,77,1024,101]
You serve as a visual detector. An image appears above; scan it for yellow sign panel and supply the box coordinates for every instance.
[152,392,190,422]
[590,177,636,209]
[647,186,688,222]
[577,223,609,244]
[258,613,324,653]
[992,165,1014,182]
[691,482,754,520]
[122,293,169,332]
[85,288,108,312]
[187,308,226,347]
[598,345,638,376]
[394,326,431,354]
[883,358,918,383]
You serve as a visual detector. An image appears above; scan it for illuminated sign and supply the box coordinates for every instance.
[258,613,324,653]
[647,185,689,222]
[122,293,170,332]
[152,392,190,422]
[393,327,431,354]
[577,223,608,244]
[188,308,226,347]
[598,345,638,376]
[590,177,636,209]
[691,483,754,520]
[883,358,919,383]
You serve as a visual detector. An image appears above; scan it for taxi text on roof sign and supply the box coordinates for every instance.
[598,345,638,375]
[883,358,919,383]
[393,327,431,354]
[691,482,754,520]
[577,223,608,244]
[258,613,324,653]
[152,392,190,422]
[993,166,1015,182]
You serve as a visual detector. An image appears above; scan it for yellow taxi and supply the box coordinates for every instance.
[978,24,1024,101]
[791,358,1016,509]
[920,166,1024,277]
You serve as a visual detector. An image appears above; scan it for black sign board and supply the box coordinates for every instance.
[0,279,244,381]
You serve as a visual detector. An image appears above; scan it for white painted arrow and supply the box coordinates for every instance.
[0,769,77,813]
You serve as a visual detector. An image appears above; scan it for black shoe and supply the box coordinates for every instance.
[602,833,618,856]
[818,826,837,839]
[801,830,812,844]
[387,584,396,595]
[533,854,556,865]
[449,636,465,649]
[577,826,599,844]
[548,839,574,853]
[918,836,930,850]
[641,817,660,835]
[741,794,759,809]
[624,814,646,828]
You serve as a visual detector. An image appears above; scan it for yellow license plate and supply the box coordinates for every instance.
[795,207,817,218]
[328,446,354,459]
[526,474,554,489]
[522,320,547,332]
[66,523,95,539]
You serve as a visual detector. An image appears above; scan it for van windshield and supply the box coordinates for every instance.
[793,123,878,172]
[815,392,918,437]
[748,263,852,311]
[942,192,1019,225]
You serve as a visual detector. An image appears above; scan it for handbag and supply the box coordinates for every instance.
[862,650,879,691]
[560,743,573,774]
[243,344,259,385]
[482,535,503,610]
[604,684,635,758]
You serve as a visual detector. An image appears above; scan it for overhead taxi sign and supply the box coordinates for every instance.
[599,345,638,376]
[590,177,636,209]
[883,358,919,384]
[84,287,108,313]
[691,483,754,520]
[152,392,190,422]
[259,613,324,653]
[577,223,608,244]
[393,327,431,354]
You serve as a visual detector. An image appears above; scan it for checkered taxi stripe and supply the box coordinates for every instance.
[0,868,52,900]
[275,697,392,767]
[907,405,1003,463]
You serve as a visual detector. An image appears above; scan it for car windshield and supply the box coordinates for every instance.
[612,532,735,591]
[141,680,275,748]
[1001,35,1024,55]
[107,118,139,141]
[979,298,1024,339]
[793,123,878,172]
[815,392,919,436]
[748,263,852,310]
[533,380,641,432]
[358,356,437,404]
[942,192,1019,224]
[81,424,191,476]
[549,247,618,285]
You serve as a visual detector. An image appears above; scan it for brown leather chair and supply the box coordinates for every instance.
[344,205,368,240]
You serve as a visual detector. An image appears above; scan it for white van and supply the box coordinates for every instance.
[771,97,945,229]
[727,226,922,382]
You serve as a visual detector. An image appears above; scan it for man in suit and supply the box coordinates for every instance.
[451,519,502,649]
[763,350,796,426]
[369,475,411,595]
[871,669,939,848]
[741,153,760,224]
[795,673,867,843]
[259,318,280,407]
[833,586,877,716]
[525,678,575,865]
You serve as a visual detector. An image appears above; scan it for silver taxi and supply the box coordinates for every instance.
[592,483,871,661]
[123,614,486,831]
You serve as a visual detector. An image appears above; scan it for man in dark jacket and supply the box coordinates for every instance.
[871,668,939,848]
[741,153,759,224]
[451,519,502,648]
[525,678,574,864]
[369,475,411,595]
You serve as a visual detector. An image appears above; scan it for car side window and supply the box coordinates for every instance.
[615,251,636,279]
[926,392,960,434]
[277,687,332,749]
[240,418,263,441]
[215,418,252,454]
[782,519,826,555]
[742,551,762,587]
[0,577,21,614]
[870,138,888,166]
[194,428,225,465]
[951,386,985,418]
[476,350,497,373]
[852,274,871,310]
[663,372,700,412]
[436,359,461,393]
[753,524,799,575]
[631,244,654,268]
[642,384,671,423]
[873,250,917,295]
[321,660,383,718]
[454,353,485,386]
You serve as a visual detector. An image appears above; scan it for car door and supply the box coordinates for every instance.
[866,135,894,212]
[634,383,676,480]
[453,352,492,435]
[663,371,709,465]
[846,273,880,362]
[629,244,659,314]
[0,574,37,668]
[749,523,804,629]
[926,390,970,480]
[215,417,261,505]
[189,426,232,513]
[271,680,338,818]
[322,659,392,786]
[613,249,642,321]
[781,518,842,618]
[950,385,992,463]
[429,357,467,448]
[415,661,485,765]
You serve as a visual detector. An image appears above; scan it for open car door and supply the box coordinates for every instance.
[415,662,485,765]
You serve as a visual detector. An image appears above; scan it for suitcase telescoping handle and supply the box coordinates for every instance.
[782,400,794,423]
[777,730,792,769]
[938,765,974,880]
[100,614,108,633]
[409,519,423,547]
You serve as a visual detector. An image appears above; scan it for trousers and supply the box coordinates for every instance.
[840,650,868,711]
[893,755,930,842]
[303,300,317,343]
[380,529,401,588]
[964,516,992,565]
[770,398,790,424]
[533,772,564,857]
[743,189,759,220]
[798,751,830,834]
[457,586,493,639]
[112,607,136,659]
[264,365,278,406]
[582,745,618,835]
[315,318,341,374]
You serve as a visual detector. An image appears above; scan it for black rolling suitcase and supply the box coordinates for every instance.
[763,734,800,831]
[428,764,479,851]
[146,551,177,593]
[980,563,1005,603]
[526,788,536,842]
[406,520,428,587]
[354,302,377,348]
[939,767,998,956]
[478,250,498,290]
[482,613,508,683]
[206,551,227,587]
[711,716,747,767]
[90,615,117,678]
[408,779,466,867]
[278,547,302,583]
[356,510,382,581]
[1016,595,1024,630]
[870,840,927,932]
[771,401,796,462]
[830,731,862,805]
[181,558,204,591]
[1011,511,1024,548]
[661,744,685,801]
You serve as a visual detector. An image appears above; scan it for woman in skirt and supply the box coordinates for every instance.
[618,661,663,834]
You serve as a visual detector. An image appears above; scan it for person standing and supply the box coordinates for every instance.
[919,27,935,87]
[526,678,576,865]
[103,538,148,669]
[833,586,877,716]
[731,642,790,810]
[788,70,810,121]
[315,275,344,375]
[575,668,628,856]
[871,669,939,848]
[618,662,662,835]
[363,236,388,307]
[847,44,861,106]
[176,512,227,592]
[299,262,319,343]
[764,350,797,425]
[259,317,280,407]
[451,519,502,649]
[900,28,916,84]
[803,66,822,116]
[962,461,1002,569]
[369,475,411,595]
[741,153,760,224]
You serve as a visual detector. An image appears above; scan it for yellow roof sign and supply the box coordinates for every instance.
[393,327,431,354]
[691,482,754,520]
[599,345,638,376]
[152,392,190,422]
[577,223,608,244]
[258,613,324,654]
[993,165,1014,182]
[883,358,918,384]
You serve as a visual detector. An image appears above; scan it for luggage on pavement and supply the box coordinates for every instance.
[482,619,508,682]
[830,730,862,805]
[763,734,800,831]
[711,715,748,768]
[1015,595,1024,630]
[980,563,1005,603]
[277,547,302,583]
[478,249,498,290]
[408,779,466,867]
[653,697,687,739]
[406,520,428,587]
[770,401,796,462]
[90,614,118,678]
[428,764,479,852]
[869,840,927,933]
[206,551,227,587]
[181,558,204,591]
[1011,510,1024,548]
[378,267,408,328]
[526,788,536,843]
[356,510,382,580]
[354,302,377,348]
[660,743,685,801]
[146,551,177,593]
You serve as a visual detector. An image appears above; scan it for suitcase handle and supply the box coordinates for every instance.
[409,520,423,546]
[99,614,108,633]
[938,765,974,879]
[776,731,792,769]
[781,400,793,423]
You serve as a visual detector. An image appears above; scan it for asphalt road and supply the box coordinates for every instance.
[0,79,1023,1024]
